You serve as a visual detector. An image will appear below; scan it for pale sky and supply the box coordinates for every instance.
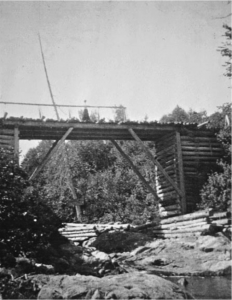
[0,0,231,158]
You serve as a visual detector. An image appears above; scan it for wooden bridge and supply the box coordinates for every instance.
[0,117,224,218]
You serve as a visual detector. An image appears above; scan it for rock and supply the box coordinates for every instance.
[83,237,97,248]
[130,246,151,256]
[35,263,55,274]
[37,272,193,299]
[37,286,63,299]
[197,234,230,252]
[177,278,188,286]
[201,260,232,275]
[91,250,111,262]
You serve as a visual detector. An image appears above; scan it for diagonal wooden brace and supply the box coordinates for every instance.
[29,127,73,180]
[111,139,159,201]
[128,128,183,197]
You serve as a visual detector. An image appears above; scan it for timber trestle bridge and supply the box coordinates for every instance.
[0,117,224,219]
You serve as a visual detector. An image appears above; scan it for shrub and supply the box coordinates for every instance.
[199,161,231,211]
[0,147,63,259]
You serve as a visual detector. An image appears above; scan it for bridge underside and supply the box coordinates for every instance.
[0,117,223,218]
[0,118,200,141]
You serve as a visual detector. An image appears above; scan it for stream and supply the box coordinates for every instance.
[166,276,231,299]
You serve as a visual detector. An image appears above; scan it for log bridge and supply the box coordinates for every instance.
[0,118,224,218]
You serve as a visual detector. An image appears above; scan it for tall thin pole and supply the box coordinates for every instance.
[38,33,82,221]
[38,33,60,120]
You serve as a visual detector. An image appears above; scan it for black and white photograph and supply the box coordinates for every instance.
[0,1,231,299]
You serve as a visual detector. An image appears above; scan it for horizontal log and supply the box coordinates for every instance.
[0,129,14,135]
[181,141,220,146]
[154,232,201,238]
[59,229,96,234]
[209,211,228,219]
[132,222,159,231]
[61,233,97,238]
[181,146,222,152]
[152,218,209,230]
[152,224,213,234]
[159,198,180,206]
[157,190,178,198]
[160,210,210,224]
[182,156,221,161]
[0,144,14,149]
[181,136,217,142]
[168,220,209,231]
[0,135,14,140]
[158,195,179,203]
[182,150,223,156]
[66,237,89,241]
[158,199,180,208]
[211,218,230,225]
[157,185,175,193]
[0,139,14,145]
[159,210,181,218]
[63,223,131,229]
[159,204,181,212]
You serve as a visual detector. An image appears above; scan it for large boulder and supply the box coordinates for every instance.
[37,272,193,299]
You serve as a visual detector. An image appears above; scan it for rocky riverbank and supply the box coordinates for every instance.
[114,232,232,276]
[0,230,231,299]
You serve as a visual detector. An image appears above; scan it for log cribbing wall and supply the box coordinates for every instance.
[181,132,223,213]
[0,128,15,157]
[155,131,224,218]
[156,132,182,218]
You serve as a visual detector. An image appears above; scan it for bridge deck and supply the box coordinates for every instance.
[0,118,204,141]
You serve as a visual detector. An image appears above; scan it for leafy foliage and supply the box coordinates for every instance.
[0,148,63,257]
[199,103,231,211]
[218,24,232,79]
[199,161,231,211]
[22,139,158,225]
[160,105,207,124]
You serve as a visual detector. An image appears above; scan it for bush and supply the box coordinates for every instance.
[0,148,64,259]
[199,161,231,211]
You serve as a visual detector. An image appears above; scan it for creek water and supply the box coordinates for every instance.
[166,276,231,299]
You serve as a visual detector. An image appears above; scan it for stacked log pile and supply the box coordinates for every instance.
[59,223,133,244]
[155,133,181,218]
[59,210,231,244]
[133,210,231,239]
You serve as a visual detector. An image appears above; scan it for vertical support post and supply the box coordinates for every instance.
[14,127,19,164]
[176,131,186,214]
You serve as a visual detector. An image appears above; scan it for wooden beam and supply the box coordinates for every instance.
[110,139,159,201]
[14,127,19,164]
[29,127,73,180]
[128,128,183,197]
[176,132,187,213]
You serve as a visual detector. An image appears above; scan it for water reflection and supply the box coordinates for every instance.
[167,276,231,299]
